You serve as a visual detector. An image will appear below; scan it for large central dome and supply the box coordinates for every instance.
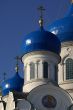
[22,27,61,55]
[48,3,73,42]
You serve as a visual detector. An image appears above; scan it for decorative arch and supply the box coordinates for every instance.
[61,54,69,65]
[60,54,73,81]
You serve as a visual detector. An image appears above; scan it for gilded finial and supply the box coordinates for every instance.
[15,56,21,73]
[38,6,45,27]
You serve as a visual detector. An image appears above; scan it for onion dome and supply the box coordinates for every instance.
[1,73,24,96]
[22,6,61,55]
[22,28,61,55]
[48,1,73,42]
[1,57,24,96]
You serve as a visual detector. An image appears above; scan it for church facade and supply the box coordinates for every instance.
[0,1,73,110]
[49,0,73,99]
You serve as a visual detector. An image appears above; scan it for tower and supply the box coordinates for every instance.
[22,6,61,93]
[1,57,24,97]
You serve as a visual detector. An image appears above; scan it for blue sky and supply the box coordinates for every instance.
[0,0,70,81]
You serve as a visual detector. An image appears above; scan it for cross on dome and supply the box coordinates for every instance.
[3,72,6,81]
[15,56,21,73]
[38,6,45,27]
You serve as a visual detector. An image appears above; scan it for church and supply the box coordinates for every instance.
[0,0,73,110]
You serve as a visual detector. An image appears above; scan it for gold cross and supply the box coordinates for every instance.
[38,6,45,27]
[15,56,21,73]
[3,72,6,81]
[38,6,45,19]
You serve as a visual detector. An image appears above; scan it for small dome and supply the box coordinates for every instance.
[22,28,61,55]
[1,73,24,96]
[48,3,73,42]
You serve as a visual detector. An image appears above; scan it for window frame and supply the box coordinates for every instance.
[66,58,73,80]
[63,57,73,81]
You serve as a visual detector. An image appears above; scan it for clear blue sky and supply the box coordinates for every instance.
[0,0,70,81]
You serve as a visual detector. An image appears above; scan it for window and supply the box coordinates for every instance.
[55,65,58,82]
[66,58,73,80]
[30,62,35,79]
[43,62,48,78]
[24,65,27,81]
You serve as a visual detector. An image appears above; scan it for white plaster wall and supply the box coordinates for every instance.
[23,79,50,92]
[6,92,15,110]
[0,103,4,110]
[2,95,8,103]
[58,42,73,98]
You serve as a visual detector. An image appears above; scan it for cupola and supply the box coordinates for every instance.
[48,0,73,43]
[22,6,61,93]
[1,57,24,96]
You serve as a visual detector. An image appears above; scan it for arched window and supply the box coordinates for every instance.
[55,65,58,82]
[66,58,73,80]
[30,62,35,79]
[43,62,48,78]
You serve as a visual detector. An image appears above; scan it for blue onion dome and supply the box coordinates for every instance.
[48,2,73,43]
[22,27,61,55]
[1,61,24,96]
[1,56,24,96]
[22,6,61,55]
[1,73,24,96]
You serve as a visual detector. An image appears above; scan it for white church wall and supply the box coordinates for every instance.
[58,42,73,97]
